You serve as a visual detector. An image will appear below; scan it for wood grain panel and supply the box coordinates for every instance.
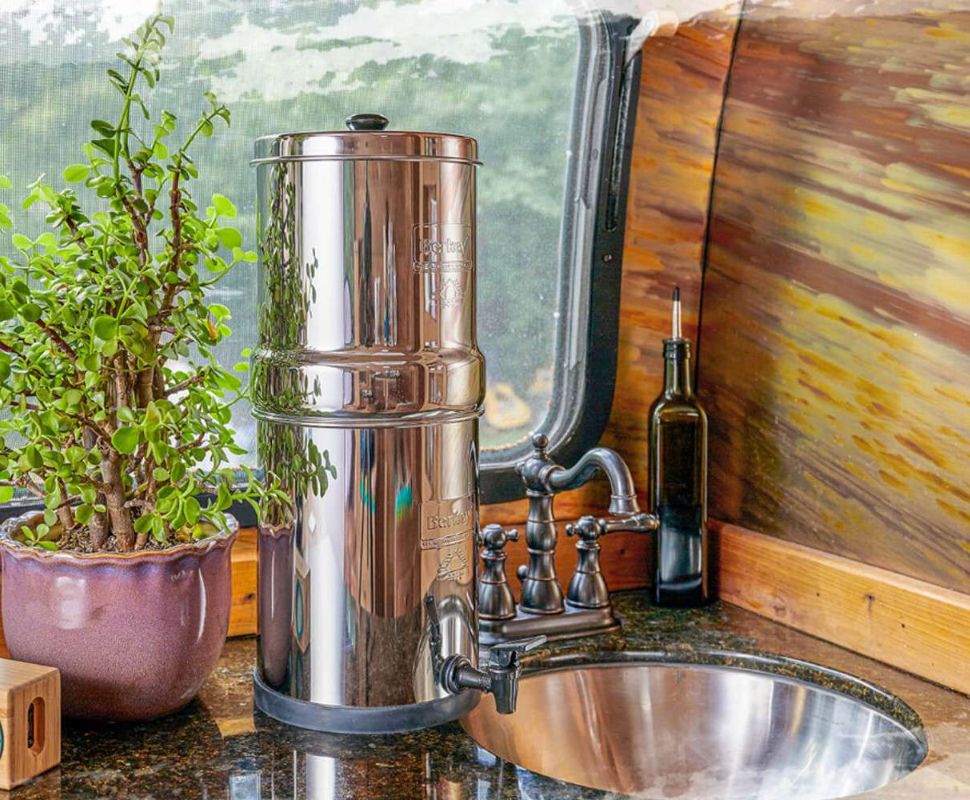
[485,9,742,535]
[228,528,257,638]
[714,520,970,695]
[701,1,970,593]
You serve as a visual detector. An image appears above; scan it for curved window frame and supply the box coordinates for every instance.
[480,11,643,503]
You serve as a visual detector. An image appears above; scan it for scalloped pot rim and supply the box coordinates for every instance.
[0,510,239,565]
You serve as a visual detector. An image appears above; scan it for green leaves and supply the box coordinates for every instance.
[111,426,139,454]
[74,504,94,525]
[62,164,91,183]
[93,137,118,158]
[19,303,41,323]
[133,513,155,536]
[160,109,177,133]
[0,180,10,229]
[0,11,291,552]
[20,446,43,470]
[93,315,118,340]
[216,226,242,249]
[231,247,257,263]
[19,521,56,550]
[183,495,201,524]
[90,120,115,138]
[208,303,231,322]
[11,233,31,251]
[211,193,236,218]
[62,388,83,409]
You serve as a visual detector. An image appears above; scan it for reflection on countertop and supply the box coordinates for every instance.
[11,592,970,799]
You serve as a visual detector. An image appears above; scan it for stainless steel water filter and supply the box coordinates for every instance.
[250,114,484,733]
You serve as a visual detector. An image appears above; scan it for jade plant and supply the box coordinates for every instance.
[0,13,285,552]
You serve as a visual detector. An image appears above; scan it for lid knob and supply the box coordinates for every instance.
[345,113,389,132]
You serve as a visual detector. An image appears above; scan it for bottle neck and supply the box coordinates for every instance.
[663,339,693,397]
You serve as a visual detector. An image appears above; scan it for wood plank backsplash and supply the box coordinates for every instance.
[701,1,970,592]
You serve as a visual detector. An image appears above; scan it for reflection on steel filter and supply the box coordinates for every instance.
[250,114,484,732]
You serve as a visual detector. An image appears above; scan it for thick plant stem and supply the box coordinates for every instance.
[82,430,110,549]
[135,358,155,408]
[89,512,109,550]
[56,505,75,533]
[55,479,75,533]
[101,456,135,551]
[136,372,152,406]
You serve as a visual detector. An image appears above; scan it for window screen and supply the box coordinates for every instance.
[0,1,640,508]
[0,0,580,450]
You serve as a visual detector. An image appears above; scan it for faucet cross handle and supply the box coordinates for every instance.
[565,516,604,542]
[479,522,518,550]
[565,515,611,609]
[564,513,659,609]
[478,524,518,621]
[564,511,658,542]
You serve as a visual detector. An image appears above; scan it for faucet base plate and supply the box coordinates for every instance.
[479,605,619,646]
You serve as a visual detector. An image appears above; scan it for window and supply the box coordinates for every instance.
[0,1,640,506]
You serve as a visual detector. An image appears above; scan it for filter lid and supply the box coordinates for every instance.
[252,113,479,166]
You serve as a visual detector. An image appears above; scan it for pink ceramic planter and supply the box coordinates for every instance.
[256,522,294,689]
[0,512,238,721]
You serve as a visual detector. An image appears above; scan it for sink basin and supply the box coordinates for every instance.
[462,654,927,800]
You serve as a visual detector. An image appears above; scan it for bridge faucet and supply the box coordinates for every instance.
[479,434,658,644]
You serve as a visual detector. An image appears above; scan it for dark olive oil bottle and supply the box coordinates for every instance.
[648,288,709,607]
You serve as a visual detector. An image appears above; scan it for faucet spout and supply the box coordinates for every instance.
[438,638,547,714]
[547,447,640,515]
[426,594,545,714]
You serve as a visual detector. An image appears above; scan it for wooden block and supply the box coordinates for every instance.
[228,528,258,638]
[0,659,60,790]
[714,520,970,696]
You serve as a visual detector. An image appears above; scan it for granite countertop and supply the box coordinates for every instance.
[11,592,970,799]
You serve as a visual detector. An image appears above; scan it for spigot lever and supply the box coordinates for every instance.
[488,636,548,667]
[426,593,545,714]
[440,636,547,714]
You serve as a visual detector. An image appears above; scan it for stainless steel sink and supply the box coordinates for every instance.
[461,654,927,800]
